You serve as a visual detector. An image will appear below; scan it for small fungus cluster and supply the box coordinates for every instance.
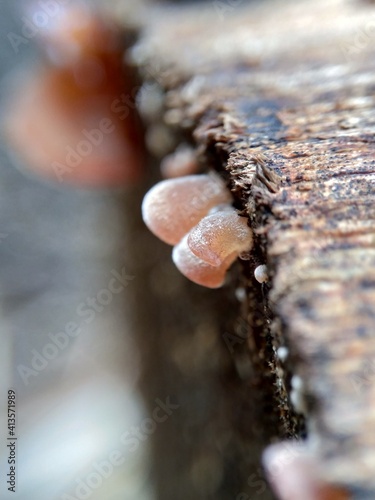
[142,171,254,288]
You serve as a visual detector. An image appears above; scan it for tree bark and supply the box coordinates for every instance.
[120,0,375,497]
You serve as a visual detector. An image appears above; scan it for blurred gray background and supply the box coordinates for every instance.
[0,2,155,498]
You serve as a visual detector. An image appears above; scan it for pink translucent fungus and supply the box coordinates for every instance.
[187,209,253,267]
[142,171,253,287]
[172,235,237,288]
[262,442,349,500]
[160,145,199,179]
[141,173,232,245]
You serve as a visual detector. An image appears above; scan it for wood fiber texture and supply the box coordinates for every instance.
[128,0,375,496]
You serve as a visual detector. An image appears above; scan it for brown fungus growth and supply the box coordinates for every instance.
[141,173,232,245]
[187,208,253,267]
[5,1,144,187]
[172,235,237,289]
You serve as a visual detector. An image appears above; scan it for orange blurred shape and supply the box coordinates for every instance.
[5,1,144,187]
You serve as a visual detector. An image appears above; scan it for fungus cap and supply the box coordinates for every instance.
[142,173,231,245]
[187,208,253,267]
[172,235,237,288]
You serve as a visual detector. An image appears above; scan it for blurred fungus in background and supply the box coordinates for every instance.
[4,0,145,188]
[0,1,154,500]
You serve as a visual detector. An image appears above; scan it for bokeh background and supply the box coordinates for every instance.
[0,2,155,498]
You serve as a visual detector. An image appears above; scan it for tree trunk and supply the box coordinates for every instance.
[116,0,375,497]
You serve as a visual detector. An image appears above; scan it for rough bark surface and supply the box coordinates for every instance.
[118,0,375,497]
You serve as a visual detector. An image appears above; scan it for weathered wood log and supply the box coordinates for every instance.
[114,0,375,498]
